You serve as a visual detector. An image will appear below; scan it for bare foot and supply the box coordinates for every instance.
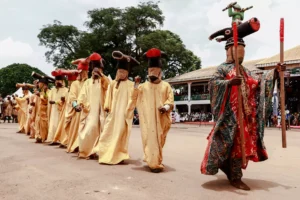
[230,179,250,190]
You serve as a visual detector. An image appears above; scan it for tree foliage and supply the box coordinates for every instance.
[0,64,45,97]
[37,1,201,79]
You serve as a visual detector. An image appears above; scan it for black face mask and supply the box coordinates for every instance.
[149,76,158,82]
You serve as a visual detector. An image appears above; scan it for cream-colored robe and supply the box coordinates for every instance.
[46,87,68,143]
[33,95,41,138]
[15,94,30,133]
[29,95,38,138]
[24,94,34,135]
[66,80,86,153]
[95,80,134,164]
[77,77,109,158]
[126,81,174,170]
[53,93,69,145]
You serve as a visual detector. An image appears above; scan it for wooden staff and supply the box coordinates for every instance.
[233,22,247,167]
[279,18,287,148]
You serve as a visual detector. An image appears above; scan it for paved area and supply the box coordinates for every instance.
[0,123,299,200]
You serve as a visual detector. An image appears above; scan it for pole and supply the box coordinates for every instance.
[280,18,287,148]
[233,22,247,167]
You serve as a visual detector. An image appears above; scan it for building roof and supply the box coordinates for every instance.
[256,45,300,67]
[166,59,264,84]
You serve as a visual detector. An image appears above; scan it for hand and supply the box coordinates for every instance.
[276,63,286,72]
[35,92,40,97]
[159,107,167,114]
[134,76,141,85]
[61,97,65,102]
[49,101,56,104]
[29,109,32,114]
[216,38,222,42]
[104,108,110,113]
[30,102,35,106]
[229,75,243,86]
[75,105,82,112]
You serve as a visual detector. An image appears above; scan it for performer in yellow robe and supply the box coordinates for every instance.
[75,52,110,159]
[46,75,68,143]
[66,61,89,153]
[29,84,39,139]
[52,70,78,147]
[15,86,30,133]
[31,72,55,143]
[95,51,139,164]
[126,48,174,173]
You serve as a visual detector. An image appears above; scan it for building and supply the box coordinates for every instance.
[166,45,300,116]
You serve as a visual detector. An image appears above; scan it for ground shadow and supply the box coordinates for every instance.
[131,164,176,173]
[201,175,293,195]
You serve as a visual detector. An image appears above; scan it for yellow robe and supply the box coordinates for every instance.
[15,94,29,133]
[66,80,86,153]
[29,95,38,138]
[77,77,109,158]
[53,93,69,145]
[126,81,174,170]
[35,90,50,142]
[34,95,41,138]
[24,94,33,135]
[96,80,134,164]
[46,87,68,143]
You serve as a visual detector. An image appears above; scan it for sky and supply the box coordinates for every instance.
[0,0,299,76]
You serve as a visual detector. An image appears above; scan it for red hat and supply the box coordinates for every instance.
[67,74,78,81]
[146,48,162,58]
[89,52,102,61]
[77,62,89,71]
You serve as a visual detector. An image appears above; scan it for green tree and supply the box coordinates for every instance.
[37,1,201,79]
[0,64,45,97]
[37,20,83,69]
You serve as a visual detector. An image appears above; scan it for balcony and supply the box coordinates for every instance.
[191,94,210,100]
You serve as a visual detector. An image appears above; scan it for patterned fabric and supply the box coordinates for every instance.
[201,62,275,175]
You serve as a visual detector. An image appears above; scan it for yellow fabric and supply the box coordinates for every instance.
[34,96,41,138]
[15,94,29,133]
[29,95,38,138]
[24,94,33,134]
[66,80,86,153]
[53,93,69,145]
[46,87,68,143]
[126,81,174,169]
[77,76,109,158]
[95,80,134,164]
[35,90,50,142]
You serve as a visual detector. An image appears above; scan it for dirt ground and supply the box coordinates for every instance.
[0,123,299,200]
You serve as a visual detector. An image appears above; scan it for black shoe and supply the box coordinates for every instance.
[150,168,162,173]
[230,179,250,191]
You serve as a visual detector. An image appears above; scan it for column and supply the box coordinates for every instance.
[188,103,191,115]
[188,82,192,101]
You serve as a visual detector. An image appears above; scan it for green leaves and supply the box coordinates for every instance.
[37,1,201,80]
[0,64,46,97]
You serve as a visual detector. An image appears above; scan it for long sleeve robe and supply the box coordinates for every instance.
[95,80,134,164]
[66,80,86,153]
[201,63,275,175]
[46,87,69,143]
[126,81,174,170]
[77,76,109,158]
[15,94,30,132]
[35,90,50,142]
[29,94,38,138]
[53,93,69,145]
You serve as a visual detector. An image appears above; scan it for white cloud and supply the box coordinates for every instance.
[0,37,33,58]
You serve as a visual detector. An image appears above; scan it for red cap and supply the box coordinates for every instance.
[77,62,89,71]
[146,48,161,58]
[89,52,102,61]
[67,74,78,81]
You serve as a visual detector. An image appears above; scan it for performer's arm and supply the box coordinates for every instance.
[160,83,175,113]
[228,7,234,17]
[104,83,113,113]
[125,77,141,119]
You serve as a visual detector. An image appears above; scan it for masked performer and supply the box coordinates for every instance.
[75,52,110,159]
[46,73,68,143]
[94,51,139,164]
[28,81,39,139]
[4,96,13,123]
[201,18,278,190]
[51,70,79,147]
[15,84,33,134]
[66,61,89,153]
[32,72,55,143]
[126,48,174,172]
